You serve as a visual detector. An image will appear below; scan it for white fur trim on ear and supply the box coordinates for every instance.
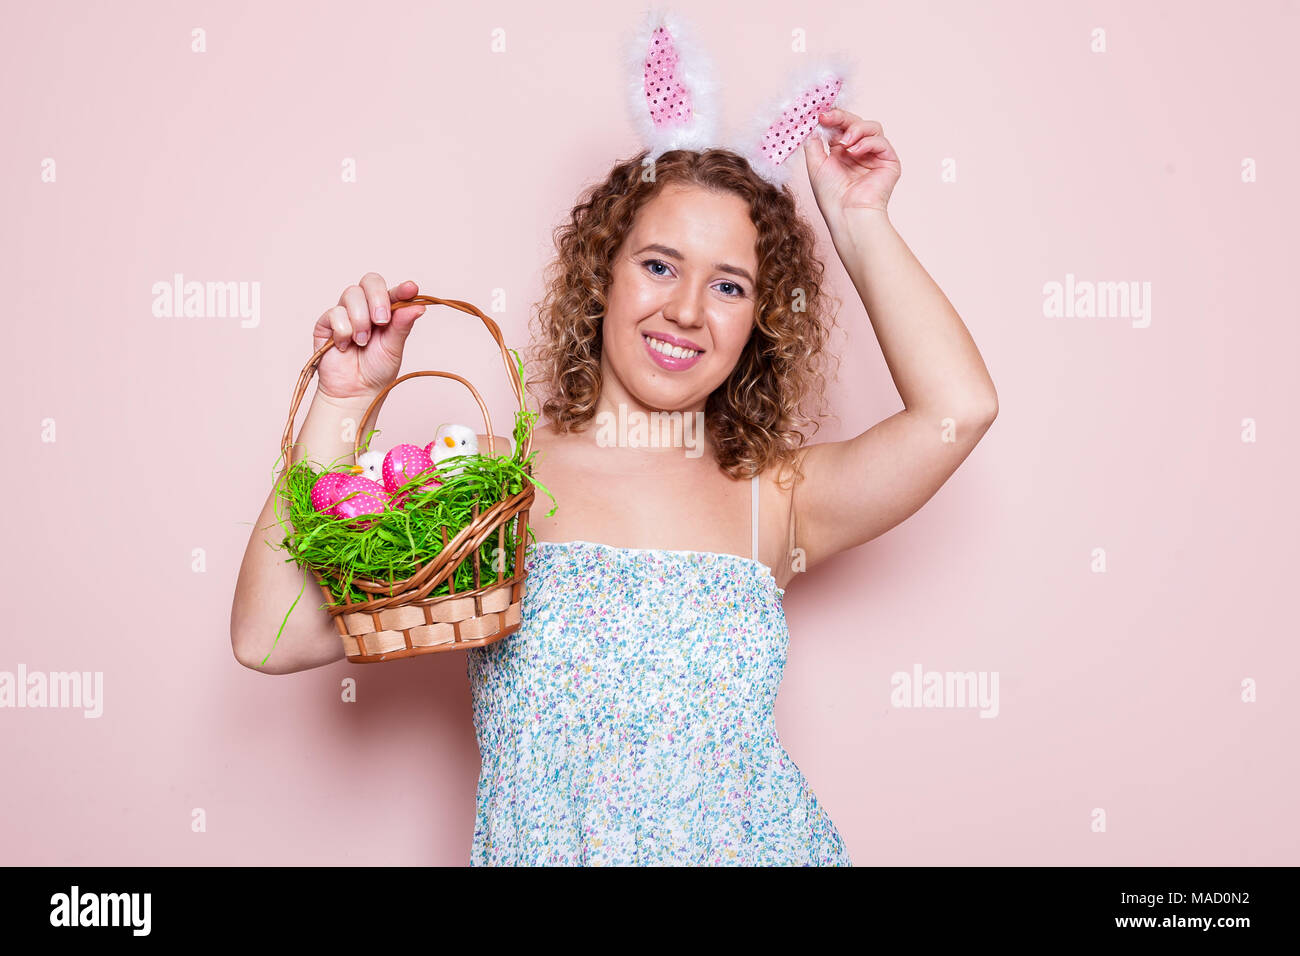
[622,6,720,164]
[728,50,857,187]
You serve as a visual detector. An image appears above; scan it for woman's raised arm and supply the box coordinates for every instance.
[792,115,998,576]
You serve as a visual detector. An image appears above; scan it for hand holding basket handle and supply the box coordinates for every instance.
[281,281,537,663]
[310,275,431,402]
[312,274,434,403]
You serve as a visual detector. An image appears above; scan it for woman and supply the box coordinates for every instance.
[231,113,997,866]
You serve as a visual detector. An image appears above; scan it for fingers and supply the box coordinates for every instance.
[846,134,887,156]
[339,284,373,347]
[386,279,419,313]
[387,279,425,325]
[802,131,829,178]
[836,124,884,150]
[818,109,884,148]
[818,108,865,135]
[355,272,389,329]
[316,304,354,352]
[855,136,900,167]
[319,275,424,354]
[385,294,426,346]
[817,111,899,166]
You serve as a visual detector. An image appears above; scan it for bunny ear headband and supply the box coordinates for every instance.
[623,7,856,187]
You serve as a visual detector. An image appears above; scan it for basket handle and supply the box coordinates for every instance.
[279,295,533,469]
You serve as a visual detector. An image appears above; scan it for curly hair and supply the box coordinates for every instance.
[524,148,842,487]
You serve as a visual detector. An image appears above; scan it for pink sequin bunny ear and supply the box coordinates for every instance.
[731,54,856,187]
[624,7,719,165]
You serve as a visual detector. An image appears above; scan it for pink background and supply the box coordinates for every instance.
[2,0,1296,865]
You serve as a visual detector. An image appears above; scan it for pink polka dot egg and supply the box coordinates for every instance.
[382,443,440,496]
[327,475,390,521]
[310,471,350,514]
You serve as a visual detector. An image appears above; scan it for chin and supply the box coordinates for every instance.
[627,382,693,414]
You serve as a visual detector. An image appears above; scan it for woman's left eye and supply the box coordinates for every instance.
[716,281,744,297]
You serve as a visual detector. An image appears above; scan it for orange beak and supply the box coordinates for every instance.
[443,436,456,447]
[348,465,364,475]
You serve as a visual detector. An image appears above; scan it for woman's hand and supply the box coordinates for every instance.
[803,108,901,220]
[313,274,428,402]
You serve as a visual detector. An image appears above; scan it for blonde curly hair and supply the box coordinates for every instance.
[524,148,842,487]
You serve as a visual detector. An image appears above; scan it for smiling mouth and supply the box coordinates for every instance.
[642,332,704,359]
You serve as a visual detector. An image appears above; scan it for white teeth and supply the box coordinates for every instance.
[645,335,699,359]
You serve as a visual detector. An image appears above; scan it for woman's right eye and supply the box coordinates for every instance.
[643,259,671,277]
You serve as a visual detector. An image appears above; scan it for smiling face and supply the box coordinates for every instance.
[597,182,759,420]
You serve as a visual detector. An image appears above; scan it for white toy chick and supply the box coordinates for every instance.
[350,449,385,484]
[427,424,480,478]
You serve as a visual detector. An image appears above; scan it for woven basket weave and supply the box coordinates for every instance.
[279,295,536,663]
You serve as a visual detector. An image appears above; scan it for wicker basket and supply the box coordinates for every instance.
[278,295,536,663]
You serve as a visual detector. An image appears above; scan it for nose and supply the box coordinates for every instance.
[662,280,707,329]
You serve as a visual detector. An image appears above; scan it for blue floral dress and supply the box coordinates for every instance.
[465,489,852,866]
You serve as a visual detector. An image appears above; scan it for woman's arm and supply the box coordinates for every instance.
[231,273,435,671]
[230,391,381,674]
[793,113,998,575]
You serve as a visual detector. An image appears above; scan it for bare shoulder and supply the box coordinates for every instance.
[523,420,589,460]
[473,419,576,464]
[472,419,557,459]
[530,420,558,446]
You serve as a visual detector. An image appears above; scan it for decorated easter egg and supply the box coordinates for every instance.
[329,475,390,520]
[310,471,349,514]
[382,443,437,494]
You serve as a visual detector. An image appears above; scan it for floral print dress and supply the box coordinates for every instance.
[466,479,852,866]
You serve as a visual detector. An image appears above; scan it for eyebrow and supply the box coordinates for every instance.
[633,243,755,286]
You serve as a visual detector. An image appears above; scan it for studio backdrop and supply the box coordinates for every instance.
[0,0,1295,865]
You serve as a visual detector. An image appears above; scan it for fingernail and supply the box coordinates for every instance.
[373,305,388,325]
[356,331,369,346]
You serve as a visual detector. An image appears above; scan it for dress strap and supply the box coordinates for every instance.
[751,474,759,562]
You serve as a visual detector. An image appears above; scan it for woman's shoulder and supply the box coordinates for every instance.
[511,419,578,472]
[528,420,586,455]
[475,419,566,459]
[526,420,559,453]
